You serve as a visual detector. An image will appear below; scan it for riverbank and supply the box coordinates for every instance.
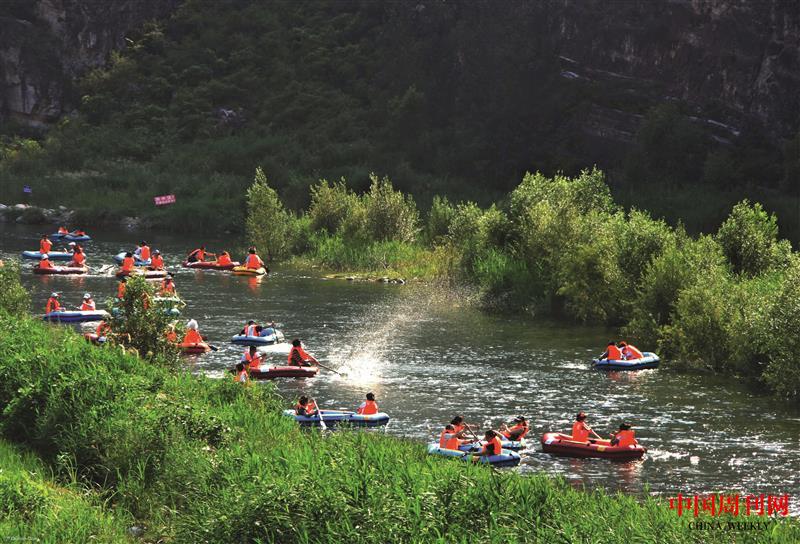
[1,263,796,541]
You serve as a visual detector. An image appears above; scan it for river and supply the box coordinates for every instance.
[2,223,798,513]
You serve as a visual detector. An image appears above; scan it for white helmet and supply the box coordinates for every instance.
[50,292,59,297]
[186,319,199,330]
[83,293,91,299]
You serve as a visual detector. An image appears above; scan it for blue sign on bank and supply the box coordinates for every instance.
[22,185,32,194]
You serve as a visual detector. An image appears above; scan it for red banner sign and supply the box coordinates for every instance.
[154,194,176,206]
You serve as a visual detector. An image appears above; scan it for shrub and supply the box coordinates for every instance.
[426,195,456,243]
[363,173,420,243]
[308,179,359,234]
[716,200,789,277]
[246,167,293,260]
[0,262,29,316]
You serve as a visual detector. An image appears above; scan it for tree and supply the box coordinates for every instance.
[246,167,292,260]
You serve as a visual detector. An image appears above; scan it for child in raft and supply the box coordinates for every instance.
[233,362,249,384]
[466,430,503,458]
[500,416,530,441]
[356,392,379,415]
[618,341,644,360]
[294,396,318,417]
[571,411,602,443]
[610,422,638,447]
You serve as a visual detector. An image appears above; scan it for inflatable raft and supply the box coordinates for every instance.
[113,252,151,266]
[183,260,240,271]
[22,251,73,261]
[64,234,91,242]
[247,365,318,380]
[427,444,521,467]
[232,265,266,276]
[115,269,167,279]
[282,409,390,427]
[592,352,660,370]
[179,342,212,354]
[33,265,88,275]
[230,330,285,346]
[43,310,109,323]
[540,432,646,461]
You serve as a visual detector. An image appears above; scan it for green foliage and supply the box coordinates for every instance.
[108,275,180,364]
[716,200,789,276]
[363,174,420,243]
[0,261,29,316]
[426,195,456,243]
[308,179,358,234]
[246,167,292,260]
[762,262,800,397]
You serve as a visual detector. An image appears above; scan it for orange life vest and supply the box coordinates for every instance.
[160,281,175,295]
[615,430,637,447]
[571,421,590,442]
[623,345,644,360]
[58,227,68,234]
[39,258,53,269]
[189,248,205,261]
[150,255,164,269]
[244,324,258,337]
[96,321,111,336]
[46,297,60,313]
[244,350,262,371]
[503,423,529,440]
[439,429,459,450]
[166,330,178,343]
[80,300,95,311]
[606,345,622,360]
[357,400,378,415]
[217,253,233,266]
[121,256,135,272]
[481,436,503,457]
[245,253,262,269]
[183,329,203,345]
[39,239,52,253]
[288,346,309,366]
[71,252,85,266]
[116,283,126,299]
[139,246,151,261]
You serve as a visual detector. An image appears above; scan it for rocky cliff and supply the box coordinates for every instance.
[0,0,178,129]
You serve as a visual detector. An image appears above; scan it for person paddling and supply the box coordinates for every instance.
[46,292,62,313]
[472,430,503,458]
[159,275,176,296]
[294,395,318,417]
[216,251,234,266]
[38,254,53,270]
[356,392,379,415]
[288,339,318,367]
[187,246,213,263]
[182,319,203,345]
[149,249,164,270]
[599,341,622,361]
[244,247,264,270]
[120,252,135,274]
[500,416,530,441]
[80,293,96,311]
[116,277,127,300]
[240,320,258,337]
[69,246,86,267]
[242,346,263,372]
[135,241,151,262]
[610,422,638,447]
[39,234,52,254]
[571,411,602,443]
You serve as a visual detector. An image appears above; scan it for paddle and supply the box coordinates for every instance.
[315,360,344,376]
[313,397,326,431]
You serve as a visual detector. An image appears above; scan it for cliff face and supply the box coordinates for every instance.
[553,0,800,143]
[0,0,178,129]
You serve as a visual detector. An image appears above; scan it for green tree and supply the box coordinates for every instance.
[308,179,358,234]
[0,262,29,316]
[716,200,789,277]
[246,167,292,260]
[363,174,419,243]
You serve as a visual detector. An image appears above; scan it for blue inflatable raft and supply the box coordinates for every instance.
[230,330,285,346]
[427,443,521,467]
[64,234,91,242]
[458,437,527,452]
[592,352,660,370]
[22,251,73,261]
[43,310,109,323]
[113,252,151,266]
[282,409,390,428]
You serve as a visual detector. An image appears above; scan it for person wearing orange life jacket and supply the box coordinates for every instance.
[70,246,86,267]
[187,246,214,263]
[294,395,318,417]
[165,324,178,343]
[96,320,111,337]
[216,251,233,266]
[439,424,461,450]
[116,278,127,300]
[38,254,53,270]
[233,362,249,384]
[80,293,96,311]
[39,235,52,254]
[240,320,258,337]
[120,252,135,273]
[45,292,62,313]
[571,411,602,443]
[70,229,86,236]
[244,247,264,270]
[500,415,530,441]
[57,226,69,235]
[149,250,164,270]
[242,346,263,372]
[357,392,379,415]
[182,319,203,345]
[610,422,638,447]
[619,341,644,360]
[288,339,318,367]
[159,275,176,296]
[473,430,503,458]
[599,341,622,361]
[135,241,151,262]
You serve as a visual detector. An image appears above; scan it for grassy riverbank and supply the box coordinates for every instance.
[1,269,796,541]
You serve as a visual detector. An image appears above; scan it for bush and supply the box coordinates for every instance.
[308,179,359,234]
[0,262,29,315]
[716,200,789,277]
[363,173,420,243]
[426,195,456,243]
[246,167,293,260]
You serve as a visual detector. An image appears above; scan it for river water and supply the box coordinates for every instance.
[2,223,799,513]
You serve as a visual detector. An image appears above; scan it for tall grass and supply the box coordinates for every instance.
[3,311,796,541]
